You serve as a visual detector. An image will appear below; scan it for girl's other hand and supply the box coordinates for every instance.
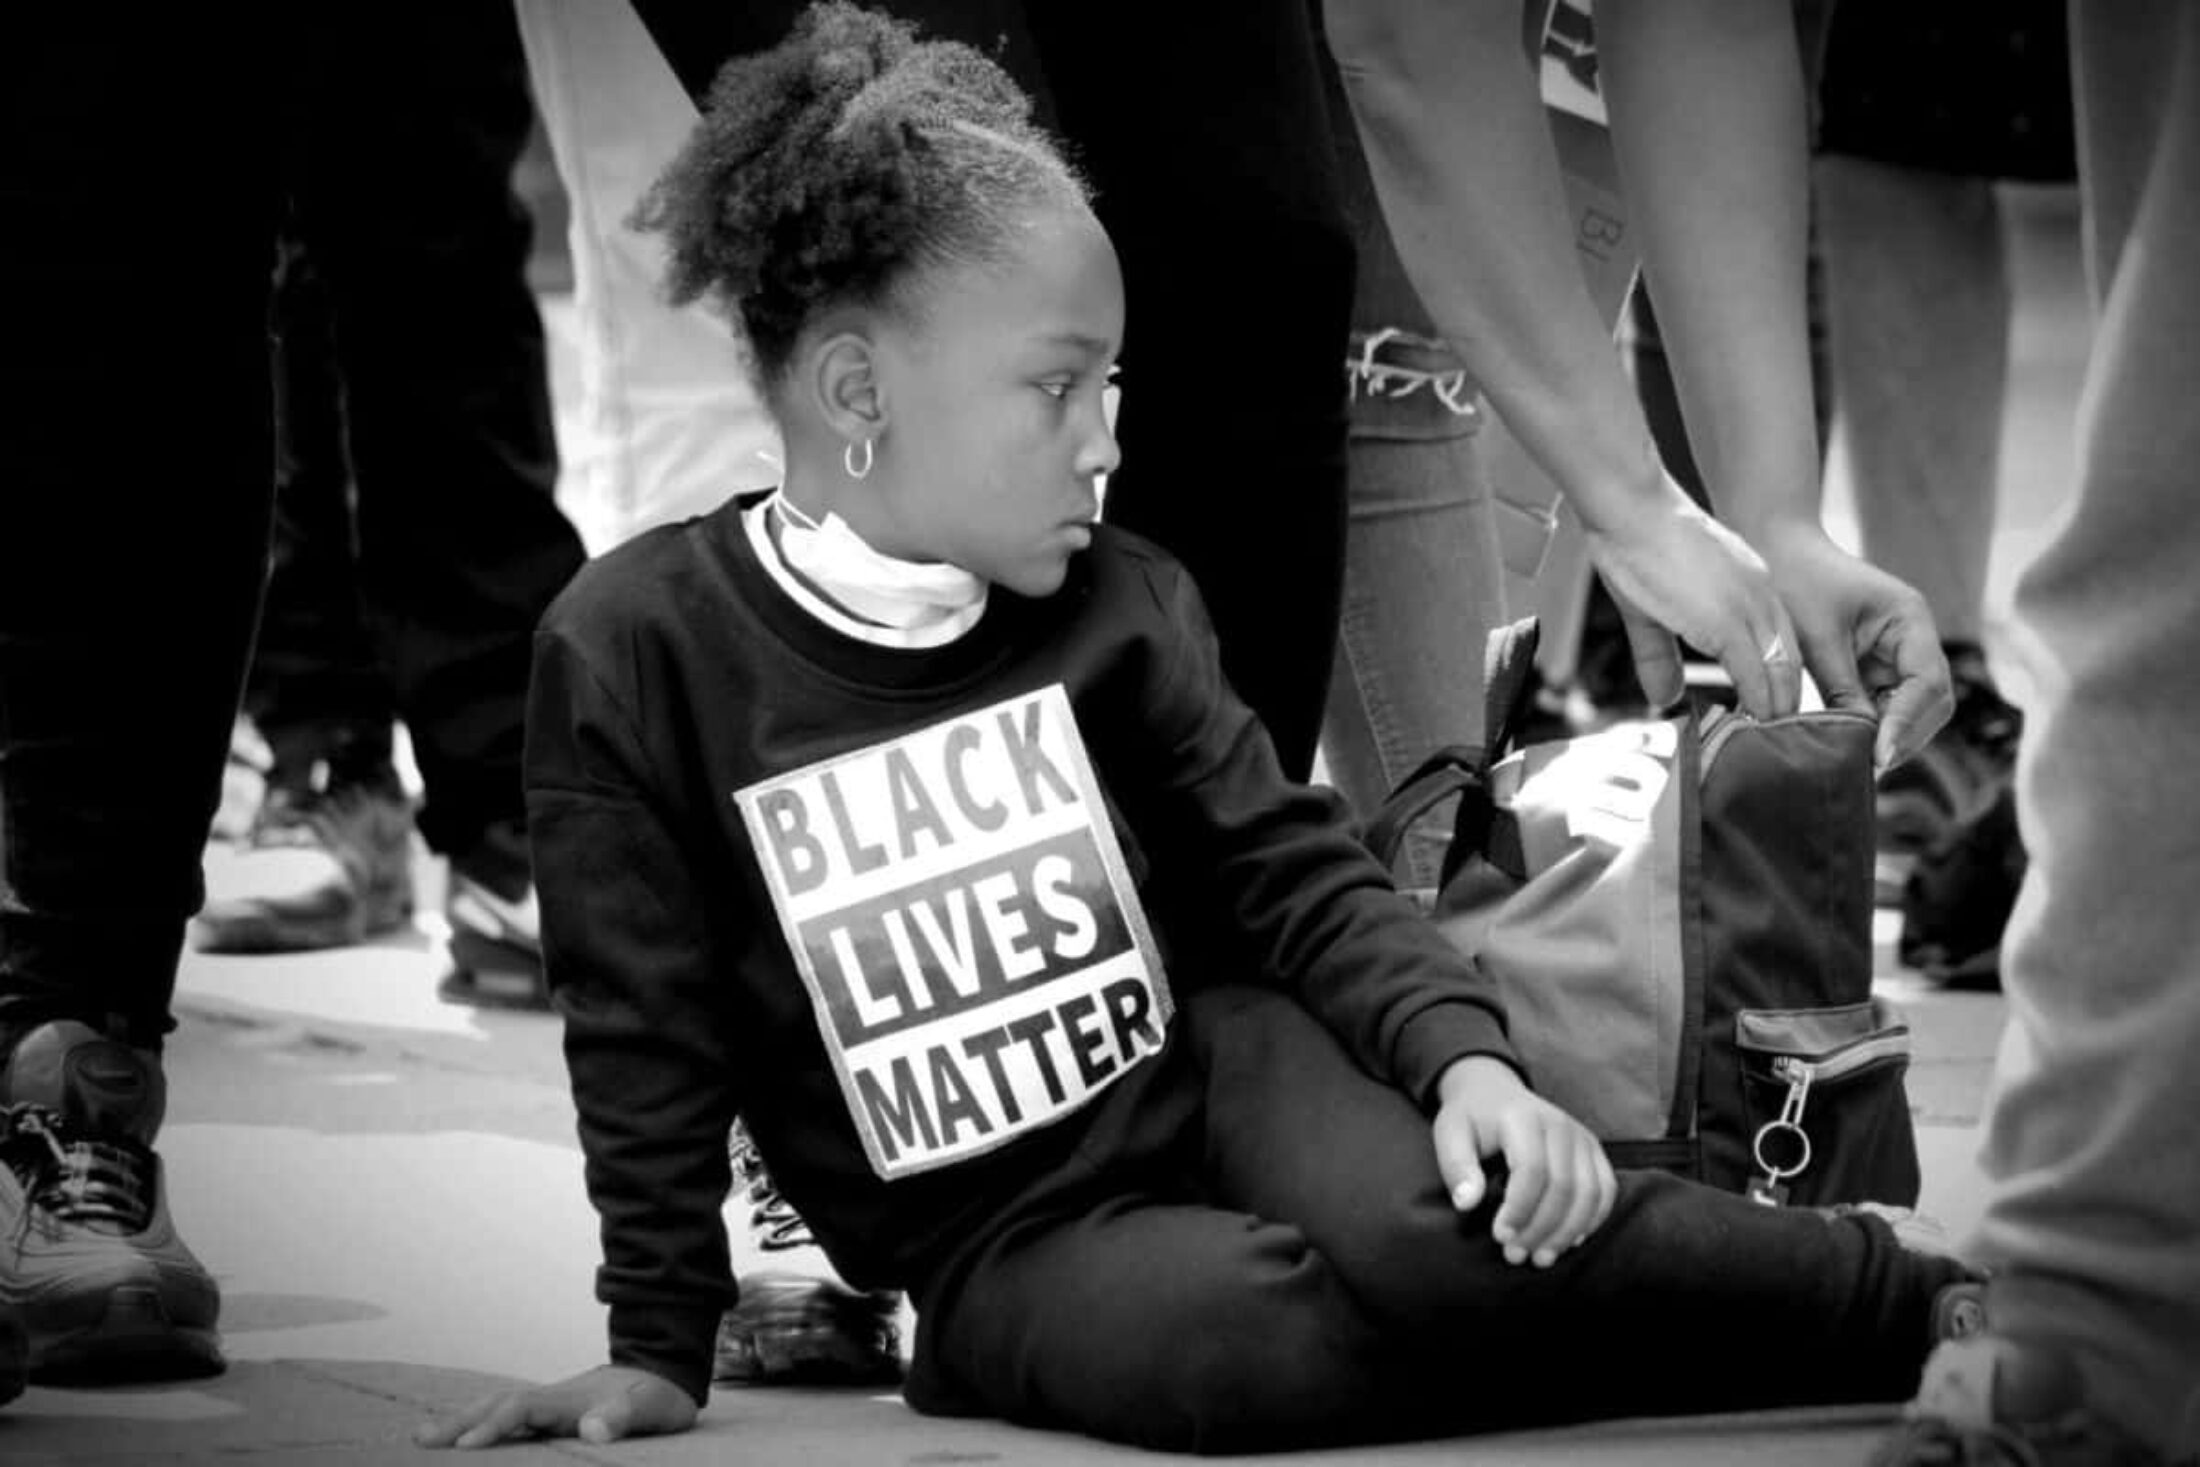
[1433,1056,1618,1268]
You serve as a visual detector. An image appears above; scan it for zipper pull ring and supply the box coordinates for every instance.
[1748,1057,1816,1206]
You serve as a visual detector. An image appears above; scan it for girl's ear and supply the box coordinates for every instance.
[810,331,889,444]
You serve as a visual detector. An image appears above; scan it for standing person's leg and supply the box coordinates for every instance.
[1022,1,1357,781]
[1901,6,2200,1456]
[194,233,416,955]
[1,11,280,1378]
[294,6,587,995]
[1324,332,1505,888]
[1817,158,2009,649]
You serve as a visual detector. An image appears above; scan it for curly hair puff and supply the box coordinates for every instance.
[631,2,1088,386]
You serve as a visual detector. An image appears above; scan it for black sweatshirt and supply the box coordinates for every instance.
[525,508,1519,1405]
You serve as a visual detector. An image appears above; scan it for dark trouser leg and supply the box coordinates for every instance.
[1192,985,1964,1423]
[0,15,282,1056]
[1022,2,1355,781]
[248,233,399,779]
[909,985,1962,1452]
[291,6,584,873]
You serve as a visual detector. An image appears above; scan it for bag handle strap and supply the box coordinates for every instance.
[1363,745,1484,871]
[1482,615,1544,762]
[1362,616,1546,879]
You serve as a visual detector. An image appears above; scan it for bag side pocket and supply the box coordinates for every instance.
[1734,999,1921,1207]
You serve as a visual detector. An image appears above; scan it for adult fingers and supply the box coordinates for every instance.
[1617,600,1686,711]
[1870,621,1956,774]
[1760,605,1804,719]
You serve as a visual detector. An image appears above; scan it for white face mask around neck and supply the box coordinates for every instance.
[769,493,987,628]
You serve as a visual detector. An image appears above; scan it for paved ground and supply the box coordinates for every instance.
[1,176,2086,1467]
[0,909,2006,1467]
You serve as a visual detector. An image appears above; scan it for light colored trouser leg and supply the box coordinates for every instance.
[1972,4,2200,1451]
[1815,154,2009,648]
[513,0,782,555]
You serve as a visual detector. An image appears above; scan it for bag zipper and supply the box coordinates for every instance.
[1695,705,1878,779]
[1768,1030,1911,1089]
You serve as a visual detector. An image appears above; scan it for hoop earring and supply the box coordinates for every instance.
[843,438,874,480]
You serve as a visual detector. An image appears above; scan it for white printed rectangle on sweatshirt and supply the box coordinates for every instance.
[735,685,1173,1180]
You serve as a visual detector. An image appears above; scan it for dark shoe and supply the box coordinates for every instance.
[1873,1336,2174,1466]
[0,1023,223,1382]
[192,757,415,953]
[1899,781,2025,989]
[442,875,544,1010]
[0,1301,26,1407]
[713,1272,903,1387]
[1877,643,2023,907]
[441,822,547,1010]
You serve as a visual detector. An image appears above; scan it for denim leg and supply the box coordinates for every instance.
[0,14,283,1054]
[1971,8,2200,1451]
[1325,328,1506,887]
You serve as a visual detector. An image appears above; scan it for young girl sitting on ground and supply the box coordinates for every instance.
[418,4,1977,1454]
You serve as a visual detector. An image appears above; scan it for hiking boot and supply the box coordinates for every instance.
[1873,1336,2175,1467]
[1876,642,2023,907]
[713,1272,903,1388]
[0,1023,223,1382]
[193,755,415,953]
[0,1301,26,1407]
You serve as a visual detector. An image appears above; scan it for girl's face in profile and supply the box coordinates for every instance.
[867,204,1124,598]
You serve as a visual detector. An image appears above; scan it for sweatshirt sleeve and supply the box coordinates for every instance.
[526,627,740,1406]
[1134,556,1523,1108]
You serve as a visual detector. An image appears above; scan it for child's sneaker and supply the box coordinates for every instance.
[712,1272,903,1387]
[730,1121,815,1253]
[1873,1336,2176,1467]
[0,1023,223,1382]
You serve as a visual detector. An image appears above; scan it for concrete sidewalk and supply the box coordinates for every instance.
[0,908,2007,1466]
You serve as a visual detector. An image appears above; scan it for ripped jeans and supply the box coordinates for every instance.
[1322,328,1518,889]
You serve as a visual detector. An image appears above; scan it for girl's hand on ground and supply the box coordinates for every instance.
[1748,520,1953,774]
[414,1364,698,1450]
[1584,483,1801,722]
[1432,1057,1618,1268]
